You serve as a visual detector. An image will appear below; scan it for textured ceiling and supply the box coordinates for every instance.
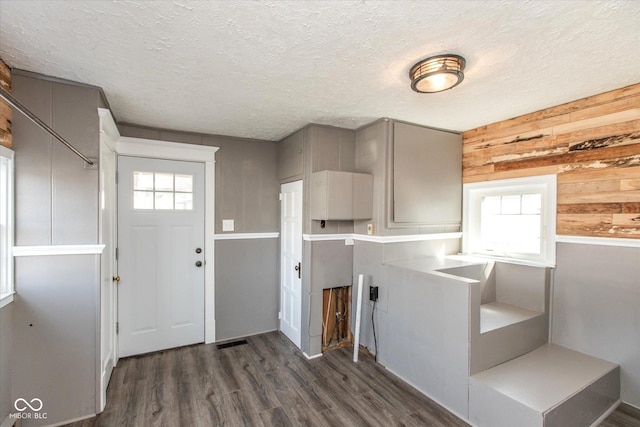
[0,1,639,141]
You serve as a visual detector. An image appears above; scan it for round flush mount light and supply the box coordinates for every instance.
[409,54,466,93]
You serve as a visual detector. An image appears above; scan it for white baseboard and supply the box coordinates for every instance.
[303,352,323,360]
[590,399,621,427]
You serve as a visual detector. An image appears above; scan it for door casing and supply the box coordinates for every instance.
[114,137,218,346]
[280,180,303,348]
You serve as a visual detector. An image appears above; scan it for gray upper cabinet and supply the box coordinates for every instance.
[278,129,304,181]
[311,170,373,220]
[390,122,462,226]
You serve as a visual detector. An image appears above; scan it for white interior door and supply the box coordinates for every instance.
[280,180,303,348]
[117,156,205,357]
[99,139,117,411]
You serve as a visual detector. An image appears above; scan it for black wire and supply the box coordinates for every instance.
[372,299,378,362]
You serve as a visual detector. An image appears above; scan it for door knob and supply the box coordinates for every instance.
[195,248,202,254]
[112,275,120,282]
[195,261,203,267]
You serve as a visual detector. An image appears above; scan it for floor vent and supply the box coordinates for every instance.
[216,339,248,350]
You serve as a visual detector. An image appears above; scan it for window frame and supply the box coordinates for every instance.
[462,174,556,267]
[0,145,14,308]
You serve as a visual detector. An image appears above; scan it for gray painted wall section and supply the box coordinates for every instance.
[552,242,640,407]
[13,74,101,245]
[13,255,99,426]
[119,124,279,234]
[214,239,279,341]
[0,305,12,422]
[10,74,102,425]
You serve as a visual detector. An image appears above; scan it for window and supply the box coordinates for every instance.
[133,171,193,210]
[0,146,14,307]
[463,174,556,266]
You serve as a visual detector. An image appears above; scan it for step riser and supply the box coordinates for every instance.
[471,314,548,375]
[545,366,620,427]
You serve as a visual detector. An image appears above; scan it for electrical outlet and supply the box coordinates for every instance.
[367,223,374,235]
[369,285,379,302]
[222,219,234,232]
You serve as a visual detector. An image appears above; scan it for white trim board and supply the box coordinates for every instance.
[214,232,279,240]
[303,232,462,243]
[115,136,218,345]
[117,137,218,161]
[556,235,640,248]
[13,245,105,256]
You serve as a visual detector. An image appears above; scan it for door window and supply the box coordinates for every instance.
[133,171,193,210]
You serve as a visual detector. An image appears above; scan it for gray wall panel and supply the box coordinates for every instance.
[160,130,203,145]
[214,238,279,341]
[354,120,388,236]
[552,242,640,407]
[13,75,100,246]
[278,130,303,181]
[117,124,161,140]
[215,137,245,232]
[51,83,100,244]
[13,255,99,426]
[119,125,280,234]
[13,76,53,245]
[0,305,12,422]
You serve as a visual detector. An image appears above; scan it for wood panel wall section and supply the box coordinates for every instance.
[462,83,640,239]
[0,58,11,148]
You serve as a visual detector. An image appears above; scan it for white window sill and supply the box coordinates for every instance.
[0,292,14,309]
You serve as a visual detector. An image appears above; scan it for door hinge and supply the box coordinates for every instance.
[115,171,118,185]
[115,247,118,260]
[116,322,119,335]
[279,193,283,201]
[278,311,282,320]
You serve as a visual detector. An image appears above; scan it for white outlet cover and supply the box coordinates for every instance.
[222,219,234,232]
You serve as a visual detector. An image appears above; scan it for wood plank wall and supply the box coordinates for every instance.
[462,83,640,239]
[0,58,11,148]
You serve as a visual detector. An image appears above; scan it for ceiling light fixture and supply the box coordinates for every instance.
[409,54,466,93]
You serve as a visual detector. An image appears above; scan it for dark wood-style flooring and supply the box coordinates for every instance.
[67,331,639,427]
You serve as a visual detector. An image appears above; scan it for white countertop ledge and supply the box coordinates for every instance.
[384,256,487,284]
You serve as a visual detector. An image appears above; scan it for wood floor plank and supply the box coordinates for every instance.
[273,386,327,426]
[62,331,638,427]
[259,406,295,427]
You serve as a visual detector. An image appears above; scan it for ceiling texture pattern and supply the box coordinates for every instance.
[0,0,638,141]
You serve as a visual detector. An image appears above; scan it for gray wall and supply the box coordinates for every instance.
[119,124,279,234]
[119,124,281,341]
[14,72,101,245]
[12,72,102,425]
[552,242,640,407]
[277,124,356,356]
[215,239,279,341]
[13,255,99,426]
[0,304,11,422]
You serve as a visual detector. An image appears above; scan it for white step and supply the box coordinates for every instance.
[470,302,548,374]
[481,301,541,334]
[469,344,619,427]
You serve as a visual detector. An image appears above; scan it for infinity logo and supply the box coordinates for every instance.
[14,398,43,412]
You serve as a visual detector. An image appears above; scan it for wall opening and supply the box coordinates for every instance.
[322,285,352,351]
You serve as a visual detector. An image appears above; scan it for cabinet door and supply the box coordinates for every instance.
[393,122,461,224]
